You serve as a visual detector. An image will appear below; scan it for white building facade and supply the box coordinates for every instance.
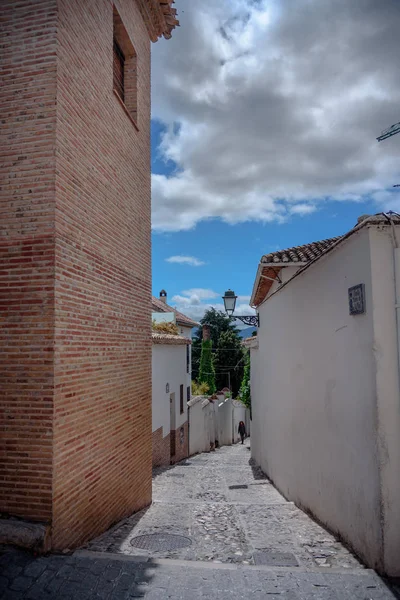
[249,215,400,576]
[151,291,198,467]
[152,333,191,467]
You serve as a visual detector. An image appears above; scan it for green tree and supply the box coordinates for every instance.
[214,330,245,396]
[192,308,239,381]
[239,351,251,411]
[198,339,216,393]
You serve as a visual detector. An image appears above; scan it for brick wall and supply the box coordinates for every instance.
[152,427,170,468]
[1,0,153,550]
[0,0,58,522]
[52,0,152,549]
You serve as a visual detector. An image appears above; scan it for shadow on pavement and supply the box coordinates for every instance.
[0,544,159,598]
[247,457,269,481]
[385,578,400,599]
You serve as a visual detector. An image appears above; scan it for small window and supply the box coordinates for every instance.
[186,345,190,374]
[187,386,190,402]
[180,384,184,414]
[113,39,125,101]
[113,6,138,125]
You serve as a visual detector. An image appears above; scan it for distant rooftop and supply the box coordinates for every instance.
[152,332,191,345]
[152,295,199,329]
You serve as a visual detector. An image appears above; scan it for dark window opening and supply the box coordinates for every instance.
[113,39,125,101]
[186,345,190,374]
[187,386,190,402]
[180,384,184,414]
[113,6,138,125]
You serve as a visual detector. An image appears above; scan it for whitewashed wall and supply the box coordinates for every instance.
[152,343,189,438]
[188,396,216,455]
[217,396,232,446]
[251,225,400,575]
[232,401,247,443]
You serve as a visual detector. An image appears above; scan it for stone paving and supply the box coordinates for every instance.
[1,548,399,600]
[1,440,399,598]
[85,441,363,569]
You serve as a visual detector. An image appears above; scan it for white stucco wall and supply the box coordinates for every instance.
[267,265,300,297]
[152,344,189,439]
[232,401,247,443]
[188,396,216,455]
[218,397,233,446]
[252,227,385,570]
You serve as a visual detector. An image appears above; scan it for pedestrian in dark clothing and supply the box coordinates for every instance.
[238,421,246,444]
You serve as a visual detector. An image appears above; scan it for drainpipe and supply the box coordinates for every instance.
[381,212,400,574]
[384,213,400,373]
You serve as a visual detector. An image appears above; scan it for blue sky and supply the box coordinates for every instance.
[151,120,381,320]
[150,0,400,321]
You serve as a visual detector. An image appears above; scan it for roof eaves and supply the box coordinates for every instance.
[138,0,179,42]
[260,214,400,306]
[252,237,340,307]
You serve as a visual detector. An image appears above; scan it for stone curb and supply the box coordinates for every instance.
[74,549,377,576]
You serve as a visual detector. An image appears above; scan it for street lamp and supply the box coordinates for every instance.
[222,289,259,327]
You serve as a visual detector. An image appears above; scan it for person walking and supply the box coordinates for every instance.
[238,421,246,444]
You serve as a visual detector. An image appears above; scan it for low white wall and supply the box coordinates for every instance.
[252,228,384,571]
[188,396,216,455]
[217,397,232,446]
[188,394,251,456]
[232,401,247,443]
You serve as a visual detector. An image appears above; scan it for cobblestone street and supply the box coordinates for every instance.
[85,441,364,569]
[1,441,399,598]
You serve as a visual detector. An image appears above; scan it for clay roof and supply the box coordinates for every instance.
[261,237,340,265]
[242,336,259,350]
[252,212,400,307]
[152,332,191,345]
[138,0,179,42]
[152,296,199,328]
[251,237,339,307]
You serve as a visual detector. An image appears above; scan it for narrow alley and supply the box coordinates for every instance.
[1,442,399,599]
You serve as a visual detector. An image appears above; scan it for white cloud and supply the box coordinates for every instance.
[289,204,317,216]
[151,0,400,232]
[165,255,205,266]
[181,288,220,299]
[171,288,255,325]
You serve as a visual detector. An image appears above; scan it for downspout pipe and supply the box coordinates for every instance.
[383,214,400,364]
[381,212,400,574]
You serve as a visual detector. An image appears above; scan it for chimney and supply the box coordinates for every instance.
[159,289,167,304]
[202,324,210,341]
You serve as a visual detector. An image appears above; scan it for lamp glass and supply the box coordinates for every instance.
[223,290,237,315]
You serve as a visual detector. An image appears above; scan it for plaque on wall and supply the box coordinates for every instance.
[348,284,365,315]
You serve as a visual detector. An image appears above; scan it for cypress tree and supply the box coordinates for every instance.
[198,339,216,393]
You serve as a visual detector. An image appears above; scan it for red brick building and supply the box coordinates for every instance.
[0,0,178,550]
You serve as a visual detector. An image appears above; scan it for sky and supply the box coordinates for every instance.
[151,0,400,322]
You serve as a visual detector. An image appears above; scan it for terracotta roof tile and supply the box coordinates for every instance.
[253,212,400,307]
[261,237,341,265]
[152,296,199,328]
